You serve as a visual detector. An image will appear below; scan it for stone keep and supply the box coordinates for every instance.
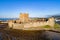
[19,13,29,23]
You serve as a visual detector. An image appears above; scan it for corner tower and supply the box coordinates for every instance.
[48,17,55,27]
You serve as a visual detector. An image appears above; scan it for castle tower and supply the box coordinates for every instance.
[48,17,55,27]
[19,13,29,23]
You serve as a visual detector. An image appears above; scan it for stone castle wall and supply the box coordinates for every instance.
[8,17,55,29]
[8,13,55,29]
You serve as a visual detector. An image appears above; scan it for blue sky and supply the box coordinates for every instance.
[0,0,60,18]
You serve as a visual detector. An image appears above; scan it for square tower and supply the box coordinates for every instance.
[19,13,29,23]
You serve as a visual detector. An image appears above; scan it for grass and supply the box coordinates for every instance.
[54,23,60,29]
[42,25,51,28]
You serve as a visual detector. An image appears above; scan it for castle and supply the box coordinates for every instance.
[8,13,55,29]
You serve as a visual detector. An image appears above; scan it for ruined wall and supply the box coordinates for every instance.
[8,20,14,28]
[47,17,55,27]
[8,17,55,29]
[12,23,24,29]
[24,22,48,28]
[24,17,55,28]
